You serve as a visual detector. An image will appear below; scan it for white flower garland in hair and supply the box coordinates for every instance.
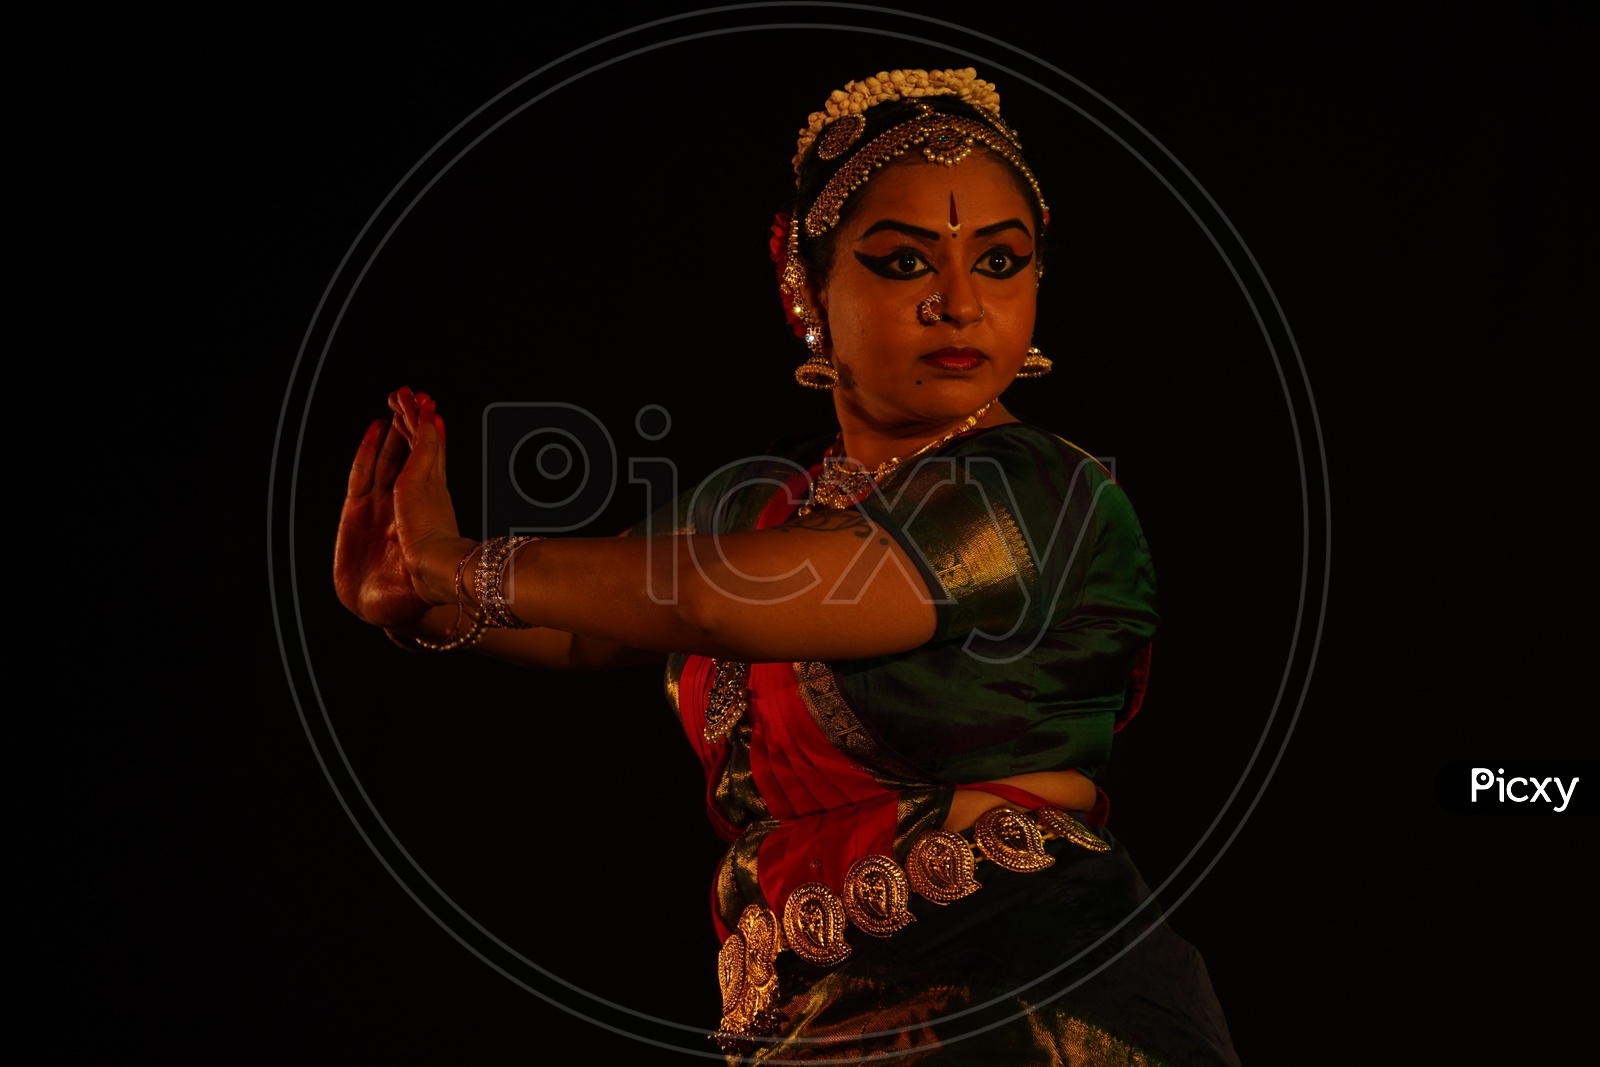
[792,68,1002,174]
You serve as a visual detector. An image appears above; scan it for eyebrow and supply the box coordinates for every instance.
[974,218,1032,239]
[855,219,942,243]
[855,217,1033,241]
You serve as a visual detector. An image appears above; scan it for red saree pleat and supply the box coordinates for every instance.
[743,659,901,912]
[747,662,880,817]
[756,794,900,916]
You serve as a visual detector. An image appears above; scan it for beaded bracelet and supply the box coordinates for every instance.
[474,535,542,629]
[382,543,487,652]
[385,608,486,652]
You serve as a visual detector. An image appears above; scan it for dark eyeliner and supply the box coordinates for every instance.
[974,249,1033,280]
[854,249,936,279]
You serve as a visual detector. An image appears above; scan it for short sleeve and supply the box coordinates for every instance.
[857,426,1157,652]
[826,425,1157,779]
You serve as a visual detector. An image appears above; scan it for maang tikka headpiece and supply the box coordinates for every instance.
[776,69,1050,388]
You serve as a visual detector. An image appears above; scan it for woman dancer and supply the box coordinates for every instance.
[336,68,1238,1064]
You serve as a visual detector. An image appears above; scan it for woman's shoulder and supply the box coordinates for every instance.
[885,420,1150,568]
[867,422,1155,644]
[874,421,1138,536]
[920,422,1125,508]
[947,422,1114,478]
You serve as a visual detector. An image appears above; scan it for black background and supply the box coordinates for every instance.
[39,4,1592,1062]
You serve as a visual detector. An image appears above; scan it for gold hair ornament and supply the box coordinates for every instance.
[792,68,1003,174]
[802,103,1047,239]
[772,211,835,387]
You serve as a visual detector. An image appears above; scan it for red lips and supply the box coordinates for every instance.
[921,347,985,371]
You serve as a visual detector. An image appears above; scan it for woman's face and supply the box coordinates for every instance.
[814,152,1038,434]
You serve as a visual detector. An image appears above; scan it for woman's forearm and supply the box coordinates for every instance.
[425,516,938,663]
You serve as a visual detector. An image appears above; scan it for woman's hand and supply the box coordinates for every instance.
[334,387,471,628]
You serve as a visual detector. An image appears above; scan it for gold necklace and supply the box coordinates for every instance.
[798,400,994,516]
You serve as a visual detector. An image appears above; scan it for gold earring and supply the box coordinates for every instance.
[1015,346,1052,378]
[792,298,826,358]
[795,353,839,389]
[918,293,946,325]
[791,297,837,389]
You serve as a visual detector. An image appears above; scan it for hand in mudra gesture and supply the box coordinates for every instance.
[334,387,472,629]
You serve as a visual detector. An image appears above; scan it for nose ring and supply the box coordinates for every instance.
[918,293,946,325]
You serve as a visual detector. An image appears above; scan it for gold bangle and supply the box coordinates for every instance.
[453,543,480,609]
[384,547,489,655]
[384,604,487,653]
[384,542,489,652]
[410,606,487,651]
[474,535,541,629]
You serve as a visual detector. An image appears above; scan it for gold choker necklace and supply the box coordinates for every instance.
[799,401,994,516]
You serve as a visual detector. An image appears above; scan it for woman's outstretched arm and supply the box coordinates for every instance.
[336,389,937,668]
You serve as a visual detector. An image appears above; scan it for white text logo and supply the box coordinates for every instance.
[1470,767,1579,812]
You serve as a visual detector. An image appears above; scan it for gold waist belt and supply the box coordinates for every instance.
[713,806,1109,1047]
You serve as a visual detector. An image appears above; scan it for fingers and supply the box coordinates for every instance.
[387,390,413,445]
[433,408,447,481]
[345,419,385,495]
[385,387,445,480]
[373,414,411,490]
[410,396,444,481]
[387,387,433,445]
[394,397,459,543]
[355,388,446,493]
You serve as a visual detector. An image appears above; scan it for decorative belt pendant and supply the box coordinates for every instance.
[842,855,916,937]
[781,883,852,966]
[702,660,750,744]
[973,806,1055,872]
[905,829,981,904]
[714,805,1114,1042]
[1036,808,1111,852]
[715,904,783,1044]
